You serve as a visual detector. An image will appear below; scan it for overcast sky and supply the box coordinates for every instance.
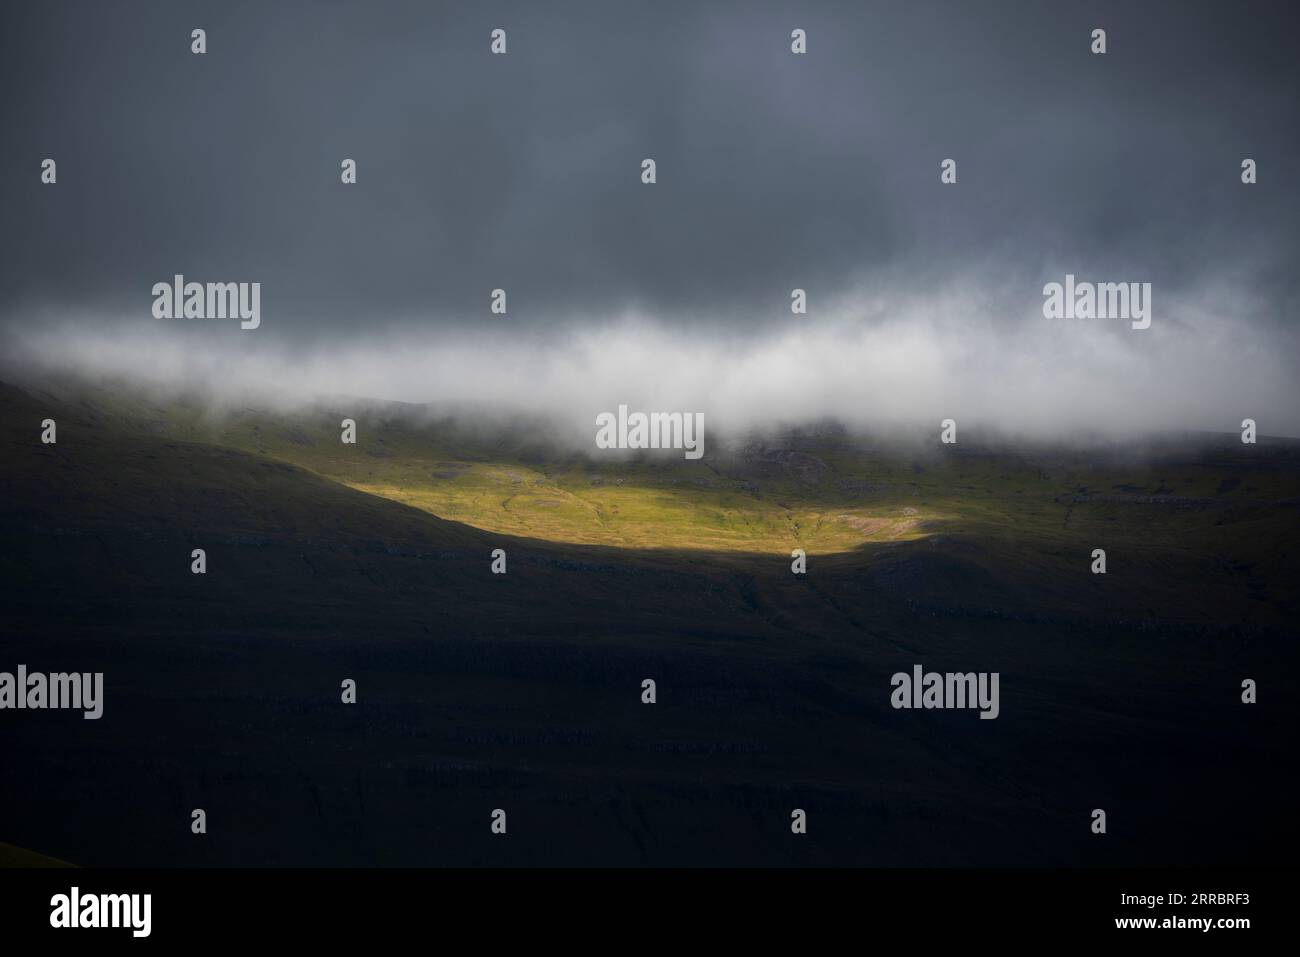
[2,0,1298,436]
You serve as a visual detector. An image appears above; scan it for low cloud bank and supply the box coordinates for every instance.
[3,279,1297,443]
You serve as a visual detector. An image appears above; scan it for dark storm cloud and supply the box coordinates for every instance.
[2,0,1297,339]
[2,1,1299,438]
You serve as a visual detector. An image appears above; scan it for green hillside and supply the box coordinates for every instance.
[11,375,1298,631]
[1,374,1296,867]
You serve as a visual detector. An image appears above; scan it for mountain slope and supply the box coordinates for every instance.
[0,377,1295,867]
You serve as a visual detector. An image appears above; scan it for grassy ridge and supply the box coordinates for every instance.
[15,375,1298,631]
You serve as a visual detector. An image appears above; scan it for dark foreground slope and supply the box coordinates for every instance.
[1,380,1296,866]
